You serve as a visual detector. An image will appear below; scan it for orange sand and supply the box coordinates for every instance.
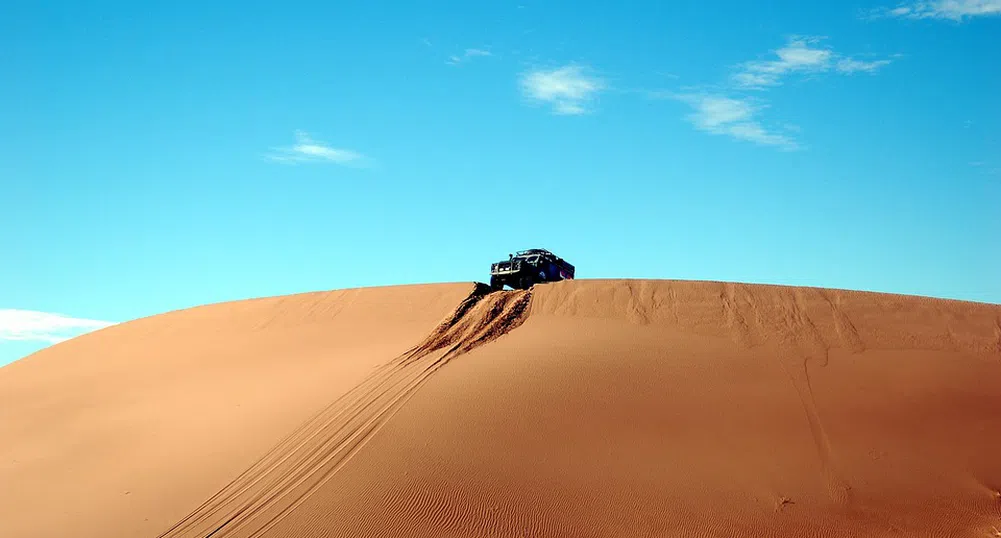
[2,280,999,537]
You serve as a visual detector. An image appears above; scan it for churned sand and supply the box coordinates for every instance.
[2,280,999,537]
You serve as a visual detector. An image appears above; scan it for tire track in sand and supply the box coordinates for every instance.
[780,289,853,505]
[157,283,532,538]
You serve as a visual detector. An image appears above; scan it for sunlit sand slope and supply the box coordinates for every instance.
[0,284,473,538]
[2,279,999,537]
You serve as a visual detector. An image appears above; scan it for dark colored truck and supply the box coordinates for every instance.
[489,249,575,291]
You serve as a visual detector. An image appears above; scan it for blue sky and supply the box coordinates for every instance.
[2,0,999,365]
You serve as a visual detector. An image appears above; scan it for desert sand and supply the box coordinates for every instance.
[2,279,1000,537]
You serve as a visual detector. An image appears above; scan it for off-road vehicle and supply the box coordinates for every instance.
[489,249,575,291]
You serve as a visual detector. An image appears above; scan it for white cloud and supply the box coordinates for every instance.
[732,37,833,89]
[446,48,493,65]
[732,36,892,89]
[519,64,606,115]
[836,58,894,73]
[873,0,1001,20]
[265,131,369,165]
[679,36,894,150]
[677,94,799,150]
[0,309,115,344]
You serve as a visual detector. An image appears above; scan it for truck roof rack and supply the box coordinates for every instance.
[515,248,553,256]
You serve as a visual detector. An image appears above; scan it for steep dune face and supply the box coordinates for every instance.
[2,280,1000,537]
[157,283,533,538]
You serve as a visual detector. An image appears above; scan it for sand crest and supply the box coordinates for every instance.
[2,280,999,537]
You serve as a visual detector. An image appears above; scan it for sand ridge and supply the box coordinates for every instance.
[2,279,1000,537]
[528,279,1001,356]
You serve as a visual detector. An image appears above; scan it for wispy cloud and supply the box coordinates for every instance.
[732,36,893,89]
[265,131,370,166]
[666,36,893,149]
[519,64,606,115]
[871,0,1001,20]
[0,309,115,344]
[836,58,894,73]
[676,94,799,151]
[447,48,493,65]
[970,161,1001,175]
[732,37,833,89]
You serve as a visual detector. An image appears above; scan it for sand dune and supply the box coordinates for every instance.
[2,280,1000,537]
